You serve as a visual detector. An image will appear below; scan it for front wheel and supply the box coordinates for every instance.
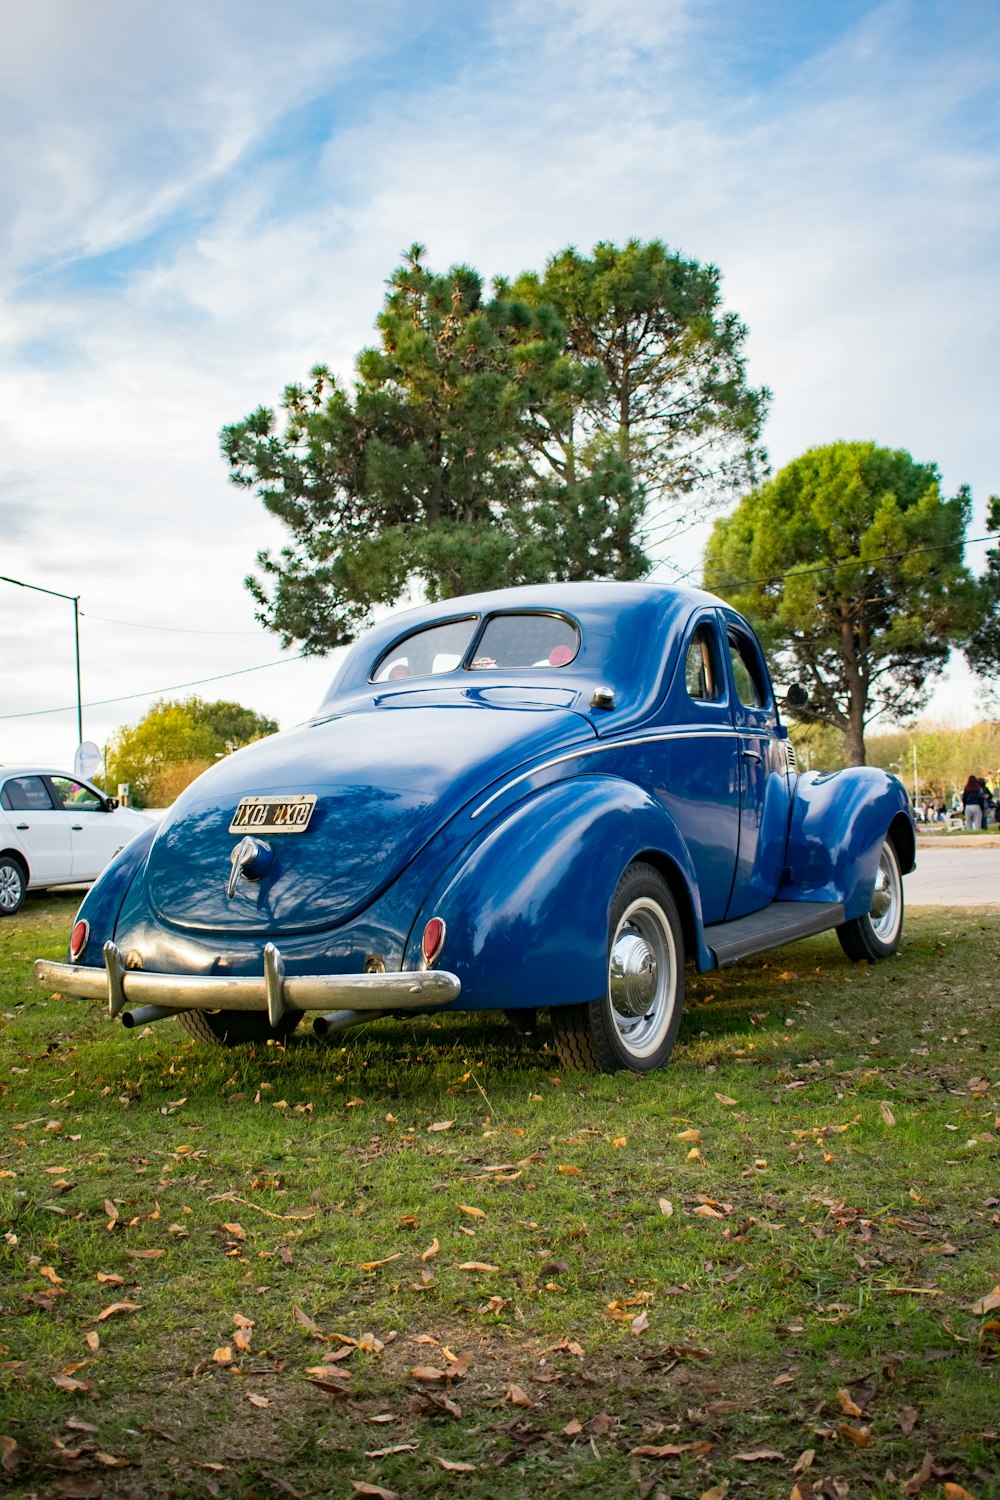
[550,862,685,1074]
[837,838,904,961]
[0,856,27,916]
[177,1010,302,1046]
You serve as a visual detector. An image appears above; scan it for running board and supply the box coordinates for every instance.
[705,900,846,968]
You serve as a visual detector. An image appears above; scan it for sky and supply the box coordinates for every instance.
[2,0,998,772]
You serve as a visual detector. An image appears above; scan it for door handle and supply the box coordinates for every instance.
[742,748,762,762]
[16,823,29,830]
[71,824,83,831]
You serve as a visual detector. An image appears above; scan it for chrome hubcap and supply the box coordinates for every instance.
[0,865,22,912]
[870,844,901,942]
[608,896,678,1059]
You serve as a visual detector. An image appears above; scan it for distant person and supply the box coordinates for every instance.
[982,779,996,827]
[962,774,985,831]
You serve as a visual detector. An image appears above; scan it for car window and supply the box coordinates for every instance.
[49,777,105,811]
[1,776,56,812]
[469,613,580,670]
[372,618,479,683]
[727,628,768,709]
[684,624,723,702]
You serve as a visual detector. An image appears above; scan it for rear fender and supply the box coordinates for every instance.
[63,824,159,965]
[407,776,710,1011]
[779,770,915,917]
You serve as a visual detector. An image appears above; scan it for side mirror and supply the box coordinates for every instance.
[785,683,810,709]
[105,797,119,811]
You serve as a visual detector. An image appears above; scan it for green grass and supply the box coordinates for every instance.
[1,892,998,1498]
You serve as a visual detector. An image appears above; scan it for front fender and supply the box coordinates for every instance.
[64,823,159,966]
[407,775,709,1012]
[779,769,915,917]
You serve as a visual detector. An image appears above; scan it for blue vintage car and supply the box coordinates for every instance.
[36,583,915,1073]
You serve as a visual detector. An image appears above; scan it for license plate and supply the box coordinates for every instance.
[228,794,317,835]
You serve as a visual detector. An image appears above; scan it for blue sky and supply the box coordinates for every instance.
[2,0,998,765]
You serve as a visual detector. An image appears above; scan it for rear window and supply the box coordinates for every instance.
[372,618,478,682]
[370,611,581,682]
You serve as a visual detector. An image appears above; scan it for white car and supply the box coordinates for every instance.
[0,768,152,915]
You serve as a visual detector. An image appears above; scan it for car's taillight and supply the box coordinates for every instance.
[69,920,89,963]
[421,917,446,966]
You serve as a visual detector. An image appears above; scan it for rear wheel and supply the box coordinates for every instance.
[550,862,685,1074]
[177,1010,301,1046]
[837,838,903,961]
[0,856,26,916]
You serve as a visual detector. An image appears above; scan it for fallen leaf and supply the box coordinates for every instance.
[293,1304,321,1334]
[364,1444,417,1459]
[51,1374,91,1393]
[714,1094,738,1106]
[95,1452,131,1468]
[306,1365,349,1379]
[734,1449,785,1461]
[213,1346,233,1365]
[434,1456,476,1471]
[127,1248,167,1259]
[792,1448,815,1473]
[246,1393,269,1408]
[899,1405,918,1436]
[563,1418,583,1436]
[427,1120,455,1133]
[836,1387,863,1417]
[359,1254,402,1270]
[902,1451,934,1495]
[85,1332,100,1353]
[693,1204,726,1219]
[942,1486,976,1500]
[96,1272,125,1286]
[557,1164,582,1175]
[94,1301,142,1321]
[700,1485,730,1500]
[458,1204,486,1219]
[506,1384,533,1407]
[659,1198,674,1216]
[350,1484,399,1500]
[881,1102,896,1127]
[222,1222,245,1239]
[966,1284,1000,1315]
[676,1128,701,1143]
[0,1437,24,1474]
[631,1441,713,1457]
[837,1422,871,1447]
[458,1262,499,1272]
[39,1265,63,1286]
[631,1310,649,1337]
[103,1198,119,1222]
[420,1238,440,1261]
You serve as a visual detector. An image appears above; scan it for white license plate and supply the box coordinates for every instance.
[228,794,317,835]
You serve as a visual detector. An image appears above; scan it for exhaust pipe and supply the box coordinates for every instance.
[313,1008,390,1038]
[121,1005,179,1029]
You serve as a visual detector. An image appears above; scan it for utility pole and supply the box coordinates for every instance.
[1,573,83,743]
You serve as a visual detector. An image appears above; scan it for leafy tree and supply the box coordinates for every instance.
[223,240,765,654]
[703,442,981,765]
[965,494,1000,681]
[105,697,278,807]
[512,238,769,547]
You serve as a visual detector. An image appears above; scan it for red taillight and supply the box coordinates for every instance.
[69,920,89,963]
[421,917,446,966]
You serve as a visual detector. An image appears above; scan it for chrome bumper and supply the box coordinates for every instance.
[35,940,461,1027]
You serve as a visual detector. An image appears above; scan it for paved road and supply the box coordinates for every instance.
[907,842,1000,906]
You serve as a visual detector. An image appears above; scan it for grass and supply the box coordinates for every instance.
[1,891,998,1499]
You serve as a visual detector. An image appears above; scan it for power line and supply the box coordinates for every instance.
[644,530,1000,587]
[0,652,310,722]
[79,610,261,636]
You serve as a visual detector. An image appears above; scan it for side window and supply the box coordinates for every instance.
[1,776,56,812]
[49,777,104,811]
[371,618,478,682]
[684,624,723,702]
[727,629,768,710]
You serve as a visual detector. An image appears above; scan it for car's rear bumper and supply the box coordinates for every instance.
[35,940,460,1026]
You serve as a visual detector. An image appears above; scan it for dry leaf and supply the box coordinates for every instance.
[40,1266,63,1286]
[364,1444,417,1459]
[966,1284,1000,1314]
[506,1384,533,1407]
[233,1312,254,1330]
[95,1452,131,1468]
[96,1272,125,1286]
[792,1448,815,1473]
[222,1221,245,1239]
[902,1452,933,1495]
[676,1128,701,1143]
[420,1238,439,1261]
[563,1418,583,1436]
[127,1248,166,1259]
[700,1485,730,1500]
[613,1136,627,1147]
[881,1102,896,1127]
[557,1164,582,1175]
[714,1094,738,1106]
[103,1198,118,1222]
[693,1204,725,1219]
[631,1441,713,1457]
[306,1365,349,1380]
[0,1437,23,1475]
[942,1486,976,1500]
[458,1261,499,1272]
[359,1254,402,1270]
[836,1387,863,1417]
[85,1332,100,1353]
[836,1422,871,1447]
[94,1301,142,1321]
[659,1198,674,1216]
[434,1456,476,1471]
[734,1449,785,1461]
[427,1120,455,1132]
[458,1204,486,1219]
[350,1484,399,1500]
[213,1346,233,1364]
[631,1310,649,1337]
[246,1393,269,1408]
[51,1374,90,1392]
[293,1305,321,1334]
[899,1405,918,1436]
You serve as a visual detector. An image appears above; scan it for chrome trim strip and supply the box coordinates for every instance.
[35,947,460,1015]
[470,726,742,819]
